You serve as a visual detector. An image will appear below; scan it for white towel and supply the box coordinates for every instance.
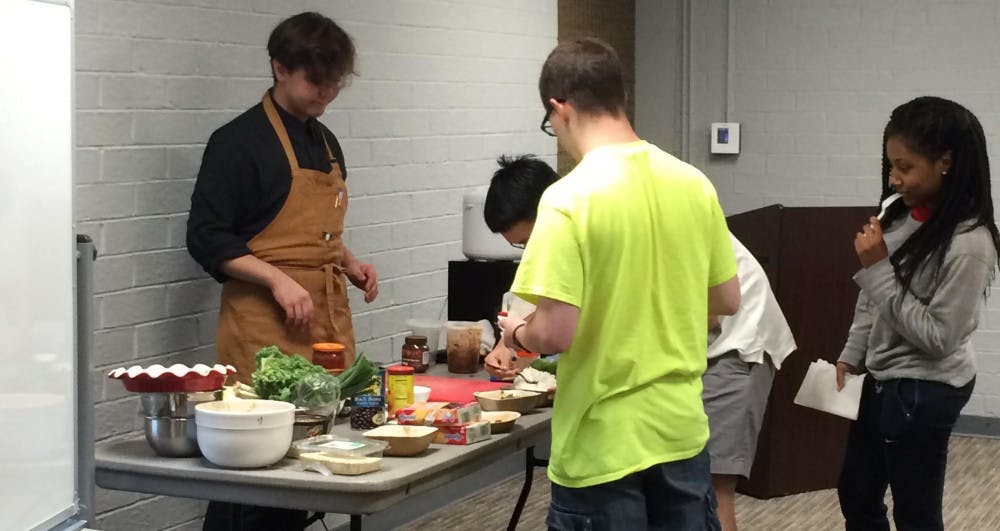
[793,359,865,420]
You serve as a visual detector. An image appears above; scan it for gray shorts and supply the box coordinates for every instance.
[702,351,775,478]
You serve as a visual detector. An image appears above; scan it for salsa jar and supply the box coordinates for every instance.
[312,342,346,371]
[401,335,430,373]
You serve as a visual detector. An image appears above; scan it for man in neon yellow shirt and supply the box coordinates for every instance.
[497,38,740,530]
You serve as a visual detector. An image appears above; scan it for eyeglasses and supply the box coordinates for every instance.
[540,107,556,137]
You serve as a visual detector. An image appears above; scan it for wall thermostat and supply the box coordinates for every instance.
[710,122,740,154]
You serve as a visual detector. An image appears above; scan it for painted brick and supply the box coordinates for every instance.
[94,397,142,438]
[390,215,462,248]
[393,272,447,305]
[370,138,413,166]
[76,36,133,73]
[134,181,195,216]
[135,317,199,357]
[76,111,133,147]
[165,214,189,248]
[94,487,153,515]
[133,110,235,145]
[102,217,170,254]
[345,194,413,227]
[342,224,393,255]
[166,279,220,315]
[96,495,205,531]
[197,311,220,345]
[166,146,204,180]
[101,74,168,109]
[76,183,135,221]
[166,77,264,110]
[77,72,101,109]
[93,327,136,367]
[133,249,204,286]
[132,40,266,77]
[76,147,102,184]
[99,286,168,328]
[102,147,168,182]
[93,254,134,294]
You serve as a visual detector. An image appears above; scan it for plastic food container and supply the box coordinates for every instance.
[445,322,481,374]
[413,385,431,403]
[290,434,388,459]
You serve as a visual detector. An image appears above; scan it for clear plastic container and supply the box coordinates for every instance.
[291,434,388,459]
[446,322,481,374]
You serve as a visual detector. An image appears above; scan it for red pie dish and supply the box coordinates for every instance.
[108,363,237,393]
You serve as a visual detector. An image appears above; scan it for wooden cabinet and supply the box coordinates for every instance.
[729,205,874,498]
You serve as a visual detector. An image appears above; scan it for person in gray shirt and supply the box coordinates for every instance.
[836,96,1000,531]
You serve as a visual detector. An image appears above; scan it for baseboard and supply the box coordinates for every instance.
[953,415,1000,438]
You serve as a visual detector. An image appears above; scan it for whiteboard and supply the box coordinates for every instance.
[0,1,78,530]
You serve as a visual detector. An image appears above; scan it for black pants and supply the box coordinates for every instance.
[838,376,973,531]
[203,502,309,531]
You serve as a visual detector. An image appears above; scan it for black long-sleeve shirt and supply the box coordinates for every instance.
[187,91,347,282]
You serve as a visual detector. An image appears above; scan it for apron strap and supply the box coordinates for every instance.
[261,91,300,172]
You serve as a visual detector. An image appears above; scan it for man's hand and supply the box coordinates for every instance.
[836,361,858,392]
[345,258,379,303]
[269,272,313,330]
[484,343,517,380]
[855,216,889,268]
[498,315,527,350]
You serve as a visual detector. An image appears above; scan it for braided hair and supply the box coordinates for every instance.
[878,96,1000,300]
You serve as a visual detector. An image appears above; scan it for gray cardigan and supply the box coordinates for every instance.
[839,214,996,387]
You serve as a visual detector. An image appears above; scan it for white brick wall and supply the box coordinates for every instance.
[636,0,1000,421]
[75,1,556,528]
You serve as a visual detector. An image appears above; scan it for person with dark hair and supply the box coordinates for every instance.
[497,37,739,530]
[836,96,1000,531]
[484,154,561,247]
[186,12,376,531]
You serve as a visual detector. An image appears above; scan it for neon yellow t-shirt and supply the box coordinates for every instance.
[511,140,737,488]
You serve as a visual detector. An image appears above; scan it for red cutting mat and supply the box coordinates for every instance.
[413,375,508,404]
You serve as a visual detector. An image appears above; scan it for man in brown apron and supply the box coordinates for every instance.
[186,12,377,531]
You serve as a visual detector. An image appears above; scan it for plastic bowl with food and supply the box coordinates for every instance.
[195,399,295,468]
[362,425,438,457]
[413,385,431,403]
[480,411,521,434]
[473,389,541,414]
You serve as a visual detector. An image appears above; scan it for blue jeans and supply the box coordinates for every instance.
[547,447,721,531]
[838,376,973,531]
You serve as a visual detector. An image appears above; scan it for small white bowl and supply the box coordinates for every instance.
[195,399,295,468]
[413,385,431,403]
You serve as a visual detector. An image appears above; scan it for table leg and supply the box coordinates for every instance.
[350,514,362,531]
[507,446,549,531]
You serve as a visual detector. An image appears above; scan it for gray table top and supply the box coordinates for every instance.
[95,371,552,514]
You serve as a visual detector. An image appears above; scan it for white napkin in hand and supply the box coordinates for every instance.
[793,359,865,420]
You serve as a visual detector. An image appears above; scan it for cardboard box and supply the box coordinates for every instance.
[432,421,492,445]
[396,401,481,426]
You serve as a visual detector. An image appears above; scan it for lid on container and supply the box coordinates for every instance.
[292,434,388,458]
[313,342,346,353]
[404,335,427,346]
[387,365,415,375]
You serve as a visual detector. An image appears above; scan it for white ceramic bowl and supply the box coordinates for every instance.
[413,385,431,403]
[195,399,295,468]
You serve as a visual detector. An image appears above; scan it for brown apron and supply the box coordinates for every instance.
[217,92,355,383]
